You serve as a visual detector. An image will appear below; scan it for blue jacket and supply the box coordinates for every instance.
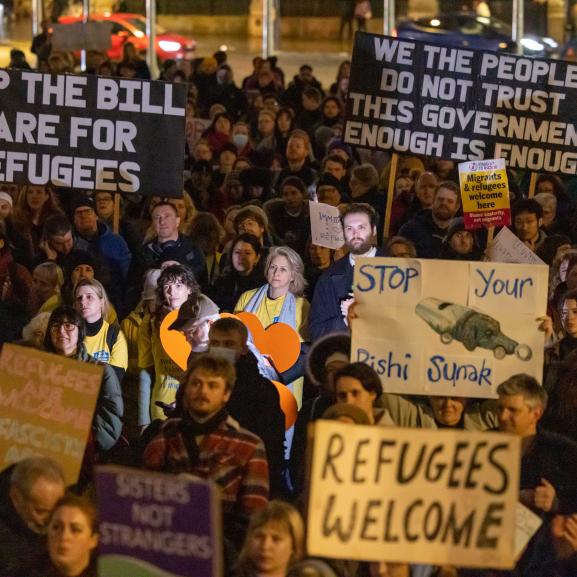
[309,248,385,341]
[87,221,132,279]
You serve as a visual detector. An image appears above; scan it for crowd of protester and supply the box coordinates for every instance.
[2,35,577,577]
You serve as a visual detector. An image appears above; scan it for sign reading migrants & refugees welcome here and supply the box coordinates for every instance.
[0,69,186,196]
[345,33,577,175]
[96,465,222,577]
[0,343,102,484]
[307,421,520,568]
[351,257,548,398]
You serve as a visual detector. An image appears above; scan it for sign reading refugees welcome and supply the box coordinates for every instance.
[307,421,520,568]
[351,257,548,398]
[0,69,186,196]
[0,344,102,483]
[345,33,577,175]
[96,466,222,577]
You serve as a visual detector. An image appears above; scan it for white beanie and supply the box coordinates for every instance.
[0,191,13,207]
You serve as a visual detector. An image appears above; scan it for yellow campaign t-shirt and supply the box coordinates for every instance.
[83,320,128,372]
[138,313,184,422]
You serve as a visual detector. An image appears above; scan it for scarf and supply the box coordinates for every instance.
[178,407,229,466]
[243,283,297,329]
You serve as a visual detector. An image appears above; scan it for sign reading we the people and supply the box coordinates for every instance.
[96,466,222,577]
[351,257,548,398]
[459,158,511,229]
[0,69,186,196]
[307,421,520,568]
[0,343,102,483]
[345,33,577,175]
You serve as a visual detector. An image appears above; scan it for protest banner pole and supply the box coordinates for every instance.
[146,0,160,80]
[262,0,272,58]
[382,152,398,242]
[383,0,395,35]
[512,0,524,55]
[487,225,495,249]
[528,172,538,198]
[113,194,120,234]
[80,0,90,72]
[31,0,41,37]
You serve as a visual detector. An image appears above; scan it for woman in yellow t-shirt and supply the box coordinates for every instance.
[235,245,309,406]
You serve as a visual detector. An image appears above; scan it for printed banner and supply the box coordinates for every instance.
[352,257,548,398]
[307,421,520,568]
[0,344,102,483]
[345,33,577,175]
[459,158,511,229]
[488,226,546,265]
[96,465,222,577]
[309,201,345,249]
[0,69,186,196]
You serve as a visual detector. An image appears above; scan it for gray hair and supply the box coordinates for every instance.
[534,192,557,212]
[266,245,307,297]
[11,457,66,495]
[496,374,548,411]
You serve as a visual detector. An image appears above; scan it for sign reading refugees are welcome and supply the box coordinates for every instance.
[307,421,520,568]
[0,344,102,483]
[96,466,221,577]
[0,69,186,196]
[351,257,548,398]
[345,33,577,175]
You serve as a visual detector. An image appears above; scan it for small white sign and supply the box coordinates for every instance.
[488,227,545,266]
[309,201,344,250]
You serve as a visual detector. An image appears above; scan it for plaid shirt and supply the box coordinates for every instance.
[143,415,269,531]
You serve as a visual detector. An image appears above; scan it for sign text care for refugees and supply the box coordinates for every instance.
[345,33,577,175]
[0,69,186,196]
[307,421,520,568]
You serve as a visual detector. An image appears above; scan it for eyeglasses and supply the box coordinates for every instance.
[49,322,78,333]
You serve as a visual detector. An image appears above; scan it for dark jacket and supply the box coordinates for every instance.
[309,248,385,341]
[208,268,263,313]
[399,209,448,259]
[228,351,287,498]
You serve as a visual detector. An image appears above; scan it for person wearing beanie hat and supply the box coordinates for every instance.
[0,191,13,220]
[439,217,483,261]
[267,177,310,254]
[316,173,343,207]
[350,163,386,242]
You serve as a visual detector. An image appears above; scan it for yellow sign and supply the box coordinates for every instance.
[307,421,520,569]
[0,344,103,484]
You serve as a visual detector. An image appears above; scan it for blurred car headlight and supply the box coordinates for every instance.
[543,37,558,49]
[158,40,182,52]
[133,30,145,38]
[520,37,544,51]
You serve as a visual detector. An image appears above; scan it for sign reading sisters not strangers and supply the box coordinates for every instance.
[0,69,186,196]
[307,421,520,569]
[345,32,577,175]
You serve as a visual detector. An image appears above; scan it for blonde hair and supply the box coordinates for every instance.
[33,262,64,292]
[73,278,110,320]
[236,501,305,575]
[266,245,307,297]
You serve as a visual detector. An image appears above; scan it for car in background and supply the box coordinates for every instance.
[58,12,197,61]
[395,13,558,57]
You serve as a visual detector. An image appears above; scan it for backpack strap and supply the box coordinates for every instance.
[105,322,120,353]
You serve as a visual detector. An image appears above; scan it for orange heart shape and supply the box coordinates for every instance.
[159,309,191,371]
[272,381,298,430]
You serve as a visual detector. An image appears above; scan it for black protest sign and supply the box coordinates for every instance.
[307,421,520,569]
[0,69,186,196]
[345,33,577,175]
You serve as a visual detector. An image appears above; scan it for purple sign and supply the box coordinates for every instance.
[95,465,221,577]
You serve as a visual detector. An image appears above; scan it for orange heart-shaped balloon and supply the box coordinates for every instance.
[272,381,298,430]
[159,309,191,370]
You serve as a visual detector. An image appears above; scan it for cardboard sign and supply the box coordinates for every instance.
[0,69,186,196]
[309,201,345,249]
[52,22,112,52]
[345,33,577,175]
[351,257,548,398]
[96,465,222,577]
[0,344,102,483]
[459,158,511,229]
[488,226,546,265]
[307,421,520,568]
[515,502,542,560]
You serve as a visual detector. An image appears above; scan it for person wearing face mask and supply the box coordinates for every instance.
[0,457,66,577]
[231,121,253,157]
[208,317,286,498]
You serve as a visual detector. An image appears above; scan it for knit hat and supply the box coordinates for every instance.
[63,250,96,273]
[321,403,371,425]
[234,205,269,231]
[443,217,468,243]
[352,163,380,187]
[258,108,276,123]
[0,191,13,207]
[70,193,95,213]
[169,294,219,331]
[327,139,353,158]
[316,173,342,194]
[281,176,307,196]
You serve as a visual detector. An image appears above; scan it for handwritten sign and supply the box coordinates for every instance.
[345,33,577,175]
[515,502,542,560]
[96,465,222,577]
[352,258,548,398]
[487,226,546,265]
[0,69,185,196]
[459,158,510,229]
[307,421,520,568]
[309,201,345,249]
[0,344,102,484]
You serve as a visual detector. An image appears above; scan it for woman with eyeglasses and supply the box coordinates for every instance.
[43,306,123,456]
